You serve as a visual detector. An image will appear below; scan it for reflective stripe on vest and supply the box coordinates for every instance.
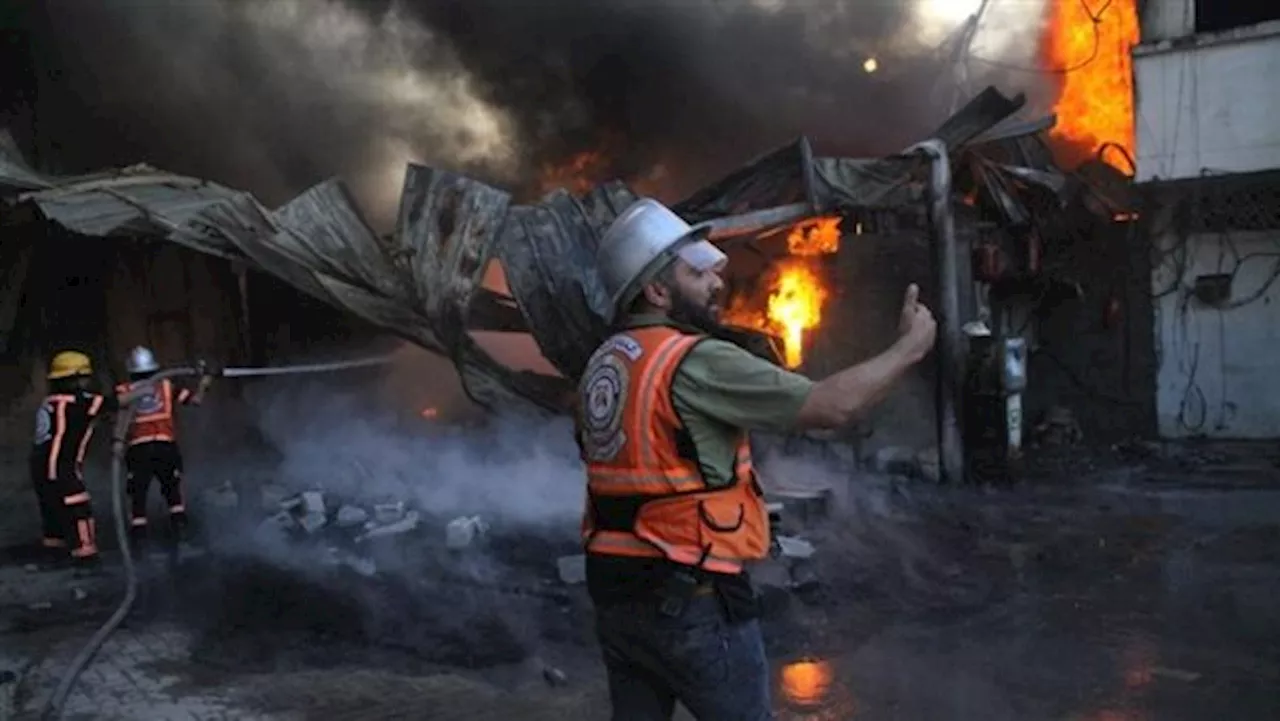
[579,326,770,575]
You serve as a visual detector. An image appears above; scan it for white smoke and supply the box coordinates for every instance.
[240,343,582,529]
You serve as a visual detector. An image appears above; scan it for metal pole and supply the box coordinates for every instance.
[702,202,816,241]
[905,139,964,485]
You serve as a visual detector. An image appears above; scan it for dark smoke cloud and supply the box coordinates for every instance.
[23,0,1048,227]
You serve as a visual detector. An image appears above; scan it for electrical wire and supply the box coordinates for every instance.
[40,367,199,721]
[968,0,1114,74]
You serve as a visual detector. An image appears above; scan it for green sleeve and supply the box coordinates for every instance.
[670,338,815,434]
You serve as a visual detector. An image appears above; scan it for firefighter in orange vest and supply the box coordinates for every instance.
[31,351,116,567]
[577,199,937,720]
[115,346,213,549]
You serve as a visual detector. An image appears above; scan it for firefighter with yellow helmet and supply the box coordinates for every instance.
[576,199,937,719]
[30,351,116,566]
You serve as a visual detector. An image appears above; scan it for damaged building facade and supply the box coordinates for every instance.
[1135,0,1280,438]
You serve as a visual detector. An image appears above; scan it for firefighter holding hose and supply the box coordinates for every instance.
[30,351,116,568]
[577,198,937,720]
[115,346,213,551]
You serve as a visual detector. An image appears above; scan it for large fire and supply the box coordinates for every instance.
[724,217,841,368]
[1043,0,1141,171]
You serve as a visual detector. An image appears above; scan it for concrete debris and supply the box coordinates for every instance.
[556,554,586,585]
[298,512,327,534]
[279,496,304,513]
[301,491,326,514]
[374,501,406,524]
[775,535,816,560]
[71,587,87,602]
[445,515,489,550]
[336,505,369,527]
[359,510,421,541]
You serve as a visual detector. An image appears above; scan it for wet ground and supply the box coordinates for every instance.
[2,442,1278,720]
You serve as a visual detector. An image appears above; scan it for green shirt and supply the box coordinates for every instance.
[627,315,815,488]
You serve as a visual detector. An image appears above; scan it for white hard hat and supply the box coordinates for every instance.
[597,198,727,317]
[126,346,160,374]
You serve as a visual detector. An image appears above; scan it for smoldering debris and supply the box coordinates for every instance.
[191,481,589,670]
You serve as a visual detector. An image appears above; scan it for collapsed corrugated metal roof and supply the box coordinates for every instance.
[1,86,1074,411]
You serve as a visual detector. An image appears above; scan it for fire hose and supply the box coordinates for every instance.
[40,354,395,720]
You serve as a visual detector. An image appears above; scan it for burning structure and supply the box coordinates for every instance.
[0,78,1145,486]
[0,1,1174,524]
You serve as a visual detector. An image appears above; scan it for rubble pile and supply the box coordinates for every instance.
[199,481,583,594]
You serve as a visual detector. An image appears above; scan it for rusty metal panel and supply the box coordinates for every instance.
[495,183,635,381]
[396,165,512,351]
[271,179,401,299]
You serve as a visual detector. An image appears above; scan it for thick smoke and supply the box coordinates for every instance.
[224,344,583,530]
[29,0,1050,227]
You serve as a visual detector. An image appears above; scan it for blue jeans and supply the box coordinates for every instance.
[595,593,774,720]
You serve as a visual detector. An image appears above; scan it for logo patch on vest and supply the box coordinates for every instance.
[601,334,643,361]
[33,401,53,445]
[581,354,628,461]
[135,385,164,415]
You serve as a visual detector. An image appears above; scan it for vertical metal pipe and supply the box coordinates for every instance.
[905,139,965,485]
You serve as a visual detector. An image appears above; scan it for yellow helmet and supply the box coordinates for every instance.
[48,351,93,380]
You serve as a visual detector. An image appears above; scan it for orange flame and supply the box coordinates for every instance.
[1043,0,1141,171]
[787,216,841,256]
[723,217,840,368]
[537,150,608,196]
[779,659,833,708]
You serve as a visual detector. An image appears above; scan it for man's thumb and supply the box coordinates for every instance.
[903,283,919,308]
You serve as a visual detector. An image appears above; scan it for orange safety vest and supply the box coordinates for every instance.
[116,379,188,445]
[577,325,771,575]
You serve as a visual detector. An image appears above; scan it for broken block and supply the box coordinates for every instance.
[336,505,369,527]
[298,512,327,534]
[373,501,405,524]
[445,515,488,549]
[360,510,420,541]
[775,535,816,560]
[301,491,326,514]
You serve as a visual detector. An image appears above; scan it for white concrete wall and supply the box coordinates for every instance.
[1134,21,1280,182]
[1153,230,1280,438]
[1141,0,1195,42]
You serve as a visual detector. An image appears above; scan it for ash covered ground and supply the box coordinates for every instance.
[2,413,1278,720]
